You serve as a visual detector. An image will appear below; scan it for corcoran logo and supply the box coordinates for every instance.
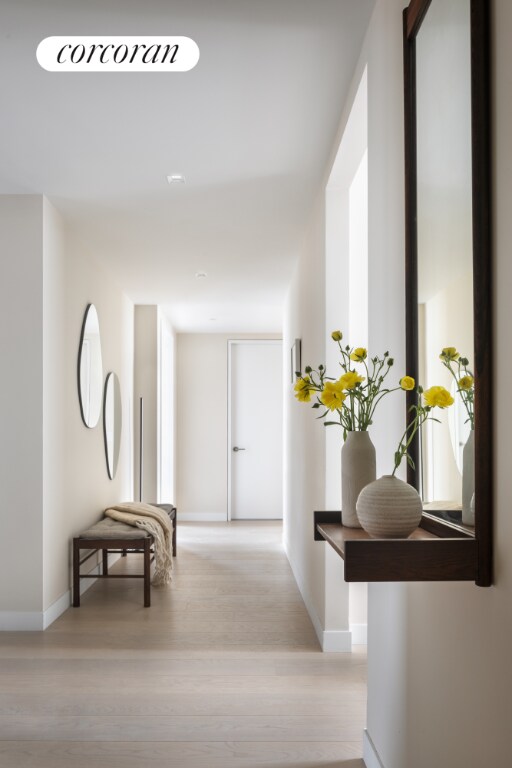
[36,36,200,72]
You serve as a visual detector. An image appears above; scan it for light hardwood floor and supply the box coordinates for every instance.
[0,522,367,767]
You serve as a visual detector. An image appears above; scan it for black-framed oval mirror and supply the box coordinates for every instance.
[78,304,104,428]
[403,0,492,585]
[103,372,122,480]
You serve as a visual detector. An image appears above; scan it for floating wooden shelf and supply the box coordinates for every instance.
[314,511,478,583]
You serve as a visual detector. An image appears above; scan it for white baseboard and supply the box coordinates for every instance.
[350,622,368,645]
[179,512,228,522]
[0,552,121,632]
[322,629,353,652]
[0,611,45,631]
[283,539,352,653]
[363,729,385,768]
[43,590,70,629]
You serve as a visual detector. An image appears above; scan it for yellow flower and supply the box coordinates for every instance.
[338,371,365,390]
[320,381,347,411]
[440,347,459,361]
[350,347,367,362]
[423,386,454,409]
[400,376,415,391]
[459,375,474,391]
[331,330,343,341]
[294,376,313,403]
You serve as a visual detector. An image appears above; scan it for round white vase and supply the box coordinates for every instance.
[341,431,376,528]
[356,475,423,539]
[462,430,475,525]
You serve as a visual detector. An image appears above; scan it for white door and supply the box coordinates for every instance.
[228,340,283,520]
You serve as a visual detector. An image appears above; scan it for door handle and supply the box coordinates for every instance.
[232,446,246,452]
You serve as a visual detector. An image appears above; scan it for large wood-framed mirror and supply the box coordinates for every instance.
[403,0,492,585]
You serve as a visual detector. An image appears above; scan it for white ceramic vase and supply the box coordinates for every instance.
[462,430,475,526]
[341,431,376,528]
[356,475,423,538]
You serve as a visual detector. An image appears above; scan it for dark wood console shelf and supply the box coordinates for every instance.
[314,511,478,583]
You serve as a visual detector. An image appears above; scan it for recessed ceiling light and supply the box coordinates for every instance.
[167,174,185,184]
[195,271,207,279]
[210,317,217,322]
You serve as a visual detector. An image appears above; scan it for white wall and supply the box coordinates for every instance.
[283,206,334,646]
[395,2,512,766]
[134,305,158,503]
[0,194,134,629]
[159,314,176,503]
[0,196,44,617]
[56,207,134,617]
[356,1,409,765]
[176,333,279,521]
[284,47,385,654]
[134,307,176,506]
[360,2,512,767]
[324,66,370,648]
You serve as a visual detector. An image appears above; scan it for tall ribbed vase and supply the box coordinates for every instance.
[341,431,376,528]
[462,429,475,525]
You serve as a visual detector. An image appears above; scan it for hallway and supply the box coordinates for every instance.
[0,523,366,767]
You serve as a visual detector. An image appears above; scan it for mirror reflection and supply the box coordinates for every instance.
[415,0,474,525]
[78,304,104,428]
[103,372,122,480]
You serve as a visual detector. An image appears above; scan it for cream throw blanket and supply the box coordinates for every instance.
[105,502,172,586]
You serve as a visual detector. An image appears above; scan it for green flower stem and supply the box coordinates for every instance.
[392,407,423,476]
[441,357,474,429]
[301,338,401,435]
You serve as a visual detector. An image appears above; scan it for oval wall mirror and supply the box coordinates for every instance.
[103,372,122,480]
[78,304,104,428]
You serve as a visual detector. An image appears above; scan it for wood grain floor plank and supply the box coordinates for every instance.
[0,714,364,742]
[0,522,367,766]
[0,741,365,768]
[0,692,365,717]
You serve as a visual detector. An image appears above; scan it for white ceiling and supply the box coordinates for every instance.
[0,0,375,332]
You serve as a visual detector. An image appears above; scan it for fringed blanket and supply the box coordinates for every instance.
[105,502,173,585]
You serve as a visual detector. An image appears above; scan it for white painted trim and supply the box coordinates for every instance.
[322,629,353,652]
[363,729,386,768]
[179,512,227,522]
[227,339,283,522]
[0,591,73,631]
[0,553,122,631]
[0,611,44,631]
[43,590,70,629]
[350,622,368,645]
[283,537,352,652]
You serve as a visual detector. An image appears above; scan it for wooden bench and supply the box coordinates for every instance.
[73,503,177,608]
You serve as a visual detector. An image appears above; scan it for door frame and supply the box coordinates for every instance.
[227,339,282,522]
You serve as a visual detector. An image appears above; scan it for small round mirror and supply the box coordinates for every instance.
[78,304,103,428]
[103,372,122,479]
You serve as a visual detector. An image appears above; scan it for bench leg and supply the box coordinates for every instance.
[73,538,81,607]
[102,548,109,575]
[144,538,151,607]
[172,517,177,557]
